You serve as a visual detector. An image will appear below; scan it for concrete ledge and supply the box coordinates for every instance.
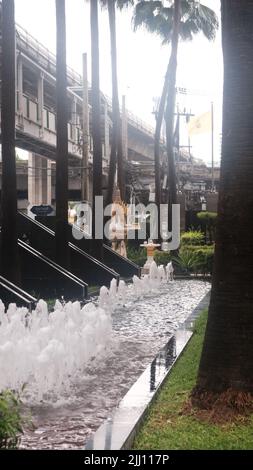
[84,290,211,451]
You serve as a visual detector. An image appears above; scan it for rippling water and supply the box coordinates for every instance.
[20,280,210,449]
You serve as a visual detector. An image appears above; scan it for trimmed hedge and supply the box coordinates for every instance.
[126,240,214,275]
[197,211,217,221]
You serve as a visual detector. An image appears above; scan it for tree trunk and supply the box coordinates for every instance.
[194,0,253,395]
[154,70,170,241]
[117,120,125,201]
[154,71,169,208]
[55,0,70,269]
[106,0,124,206]
[165,0,180,226]
[90,0,103,258]
[0,0,21,285]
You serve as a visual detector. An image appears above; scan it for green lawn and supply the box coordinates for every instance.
[133,310,253,450]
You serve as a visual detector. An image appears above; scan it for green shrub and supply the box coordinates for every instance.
[172,250,202,274]
[127,247,147,267]
[180,244,215,274]
[181,231,204,246]
[195,245,214,274]
[0,390,23,449]
[154,250,172,266]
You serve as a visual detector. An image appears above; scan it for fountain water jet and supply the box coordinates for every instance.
[0,261,175,401]
[0,298,112,398]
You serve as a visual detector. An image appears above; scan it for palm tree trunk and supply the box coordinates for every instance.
[90,0,103,258]
[193,0,253,399]
[0,0,21,285]
[154,66,172,241]
[117,115,125,201]
[154,72,169,208]
[106,0,123,206]
[165,0,180,225]
[55,0,70,269]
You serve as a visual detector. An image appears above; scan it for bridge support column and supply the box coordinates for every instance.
[28,154,52,206]
[122,95,128,161]
[38,72,44,135]
[104,100,110,161]
[47,160,52,205]
[16,54,23,115]
[81,52,90,202]
[71,97,78,143]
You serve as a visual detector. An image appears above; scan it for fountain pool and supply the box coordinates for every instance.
[2,278,210,450]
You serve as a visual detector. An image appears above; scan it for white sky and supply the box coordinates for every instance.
[14,0,223,166]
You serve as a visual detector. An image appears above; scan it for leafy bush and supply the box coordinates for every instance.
[172,250,202,274]
[195,245,214,274]
[154,250,172,266]
[179,244,215,274]
[127,247,147,267]
[0,390,23,449]
[181,231,204,246]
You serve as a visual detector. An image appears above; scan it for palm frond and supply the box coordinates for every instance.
[133,1,173,41]
[133,0,219,44]
[191,3,219,41]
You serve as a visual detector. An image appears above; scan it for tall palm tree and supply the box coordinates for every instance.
[0,0,21,284]
[100,0,134,206]
[193,0,253,403]
[133,1,218,219]
[55,0,70,268]
[90,0,103,258]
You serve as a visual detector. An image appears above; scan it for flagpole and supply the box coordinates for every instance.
[211,101,214,191]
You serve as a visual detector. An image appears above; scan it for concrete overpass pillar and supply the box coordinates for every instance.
[47,160,52,205]
[71,97,78,143]
[104,100,110,161]
[81,52,90,201]
[28,154,52,206]
[16,53,23,114]
[122,95,128,161]
[37,72,44,135]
